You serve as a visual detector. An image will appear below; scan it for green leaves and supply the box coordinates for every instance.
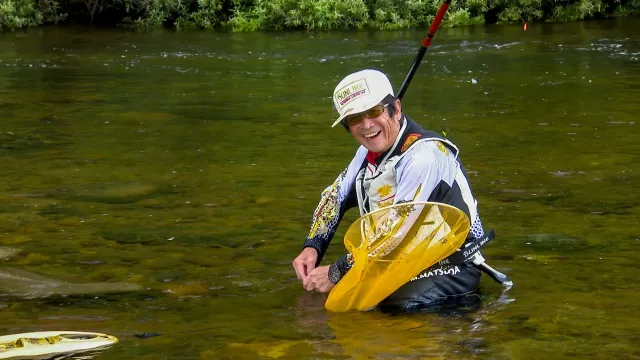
[229,0,369,31]
[551,0,603,21]
[0,0,637,31]
[494,0,543,22]
[0,0,42,30]
[186,0,226,28]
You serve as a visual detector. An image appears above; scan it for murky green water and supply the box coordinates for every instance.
[1,19,639,359]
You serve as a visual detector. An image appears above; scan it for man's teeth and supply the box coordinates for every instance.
[364,131,380,138]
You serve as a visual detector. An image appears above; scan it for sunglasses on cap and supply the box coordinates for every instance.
[343,103,390,127]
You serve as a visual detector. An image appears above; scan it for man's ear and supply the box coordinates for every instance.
[395,99,402,120]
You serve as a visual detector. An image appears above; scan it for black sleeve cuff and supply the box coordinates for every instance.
[328,263,342,284]
[335,254,353,275]
[328,254,354,284]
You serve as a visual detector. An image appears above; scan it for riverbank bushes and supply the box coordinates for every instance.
[1,0,638,31]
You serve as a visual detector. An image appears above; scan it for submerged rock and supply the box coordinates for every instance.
[0,268,142,299]
[224,340,309,359]
[0,247,20,260]
[526,233,579,244]
[54,182,161,204]
[525,233,585,251]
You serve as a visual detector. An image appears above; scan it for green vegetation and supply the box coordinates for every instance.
[0,0,639,31]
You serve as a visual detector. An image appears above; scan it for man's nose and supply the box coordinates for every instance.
[361,117,375,128]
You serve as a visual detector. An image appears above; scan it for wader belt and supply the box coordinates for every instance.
[437,229,495,268]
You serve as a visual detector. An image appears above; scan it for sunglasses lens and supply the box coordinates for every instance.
[368,105,384,118]
[344,104,386,127]
[346,114,363,126]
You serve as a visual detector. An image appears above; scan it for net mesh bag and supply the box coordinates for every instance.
[325,202,470,312]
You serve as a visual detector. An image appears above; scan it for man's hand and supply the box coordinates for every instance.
[293,247,318,281]
[303,265,335,293]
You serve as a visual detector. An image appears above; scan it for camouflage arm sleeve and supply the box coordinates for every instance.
[302,147,366,266]
[302,171,354,264]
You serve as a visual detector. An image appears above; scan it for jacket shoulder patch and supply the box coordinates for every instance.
[436,141,450,156]
[401,133,422,153]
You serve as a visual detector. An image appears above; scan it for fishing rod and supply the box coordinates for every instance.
[397,0,453,100]
[395,2,514,288]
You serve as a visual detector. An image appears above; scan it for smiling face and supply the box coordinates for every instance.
[347,99,402,153]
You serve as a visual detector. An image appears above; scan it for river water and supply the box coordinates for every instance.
[1,19,639,359]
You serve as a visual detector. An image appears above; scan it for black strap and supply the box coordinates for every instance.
[436,229,495,267]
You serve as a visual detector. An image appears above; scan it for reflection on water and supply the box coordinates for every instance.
[1,19,639,359]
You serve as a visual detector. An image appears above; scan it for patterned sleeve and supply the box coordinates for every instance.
[302,148,365,264]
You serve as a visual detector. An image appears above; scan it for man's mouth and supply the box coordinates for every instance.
[364,131,381,139]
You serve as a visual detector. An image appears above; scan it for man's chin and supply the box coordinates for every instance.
[359,136,389,153]
[363,145,385,153]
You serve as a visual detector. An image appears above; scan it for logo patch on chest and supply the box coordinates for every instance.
[376,184,392,197]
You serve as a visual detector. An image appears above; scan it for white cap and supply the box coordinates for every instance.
[331,69,395,127]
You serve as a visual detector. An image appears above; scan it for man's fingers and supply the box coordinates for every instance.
[305,262,316,274]
[293,249,320,291]
[293,248,318,284]
[319,281,335,293]
[302,275,313,291]
[293,261,306,280]
[293,257,314,279]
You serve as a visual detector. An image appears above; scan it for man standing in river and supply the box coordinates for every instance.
[292,69,497,313]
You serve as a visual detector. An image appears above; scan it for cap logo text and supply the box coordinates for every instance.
[335,79,370,109]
